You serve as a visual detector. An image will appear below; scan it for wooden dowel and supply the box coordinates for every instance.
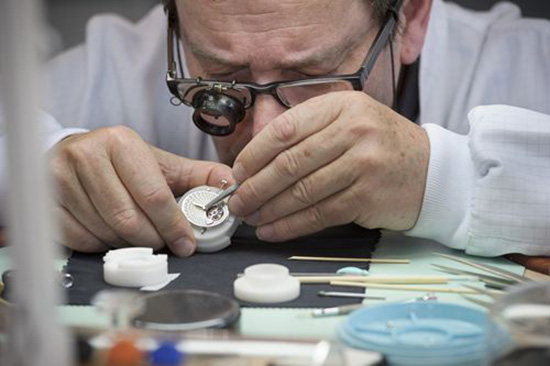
[330,281,480,294]
[297,276,457,284]
[289,256,410,264]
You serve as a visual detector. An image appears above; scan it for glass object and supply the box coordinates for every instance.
[487,281,550,365]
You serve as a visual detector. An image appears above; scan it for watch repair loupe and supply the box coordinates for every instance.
[189,85,247,136]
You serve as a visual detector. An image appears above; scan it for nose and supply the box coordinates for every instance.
[250,94,287,136]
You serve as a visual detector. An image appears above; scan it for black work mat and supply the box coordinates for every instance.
[64,224,380,308]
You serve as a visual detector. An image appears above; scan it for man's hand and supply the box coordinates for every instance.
[228,91,430,241]
[49,126,231,256]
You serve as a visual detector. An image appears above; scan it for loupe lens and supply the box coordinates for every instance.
[192,88,246,136]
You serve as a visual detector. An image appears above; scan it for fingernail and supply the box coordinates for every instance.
[257,225,274,240]
[229,194,245,216]
[244,211,260,226]
[173,237,195,257]
[232,163,246,183]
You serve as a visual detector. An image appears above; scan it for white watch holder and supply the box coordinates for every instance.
[178,185,241,253]
[103,247,168,287]
[233,263,301,304]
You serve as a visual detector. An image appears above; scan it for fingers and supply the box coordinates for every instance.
[107,130,198,256]
[51,126,235,257]
[56,206,106,253]
[76,147,167,250]
[54,161,129,248]
[55,127,194,256]
[149,147,236,255]
[244,153,357,227]
[232,94,344,183]
[255,186,363,242]
[229,110,350,217]
[152,147,234,195]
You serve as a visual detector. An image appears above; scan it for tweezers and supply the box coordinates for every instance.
[460,283,504,298]
[461,295,493,309]
[203,183,240,210]
[433,252,530,283]
[431,263,513,289]
[459,284,503,309]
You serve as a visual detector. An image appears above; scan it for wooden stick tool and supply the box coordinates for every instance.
[289,256,410,264]
[330,281,481,294]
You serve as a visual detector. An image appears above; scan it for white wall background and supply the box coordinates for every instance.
[44,0,550,54]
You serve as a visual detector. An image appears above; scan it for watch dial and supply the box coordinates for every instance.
[181,188,230,227]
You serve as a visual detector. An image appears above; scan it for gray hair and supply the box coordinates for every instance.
[372,0,395,22]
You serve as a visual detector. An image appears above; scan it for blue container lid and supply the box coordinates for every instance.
[338,302,488,365]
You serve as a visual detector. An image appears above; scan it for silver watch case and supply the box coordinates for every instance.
[178,185,241,253]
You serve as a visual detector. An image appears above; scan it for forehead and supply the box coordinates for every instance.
[177,0,373,69]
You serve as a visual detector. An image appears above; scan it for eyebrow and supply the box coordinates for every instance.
[186,39,355,72]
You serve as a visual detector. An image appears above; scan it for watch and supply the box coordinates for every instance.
[178,185,241,253]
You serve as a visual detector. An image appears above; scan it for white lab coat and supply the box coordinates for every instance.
[0,0,549,256]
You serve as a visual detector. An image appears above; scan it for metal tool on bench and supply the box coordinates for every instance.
[431,263,513,290]
[432,252,531,308]
[432,252,530,284]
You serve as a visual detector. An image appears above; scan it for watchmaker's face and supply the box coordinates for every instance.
[178,0,399,165]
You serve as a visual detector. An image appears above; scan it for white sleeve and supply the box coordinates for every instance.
[406,105,550,257]
[0,107,88,225]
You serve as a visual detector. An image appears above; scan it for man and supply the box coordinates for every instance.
[2,0,550,257]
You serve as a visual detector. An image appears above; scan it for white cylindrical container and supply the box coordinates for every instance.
[103,248,168,287]
[234,263,300,304]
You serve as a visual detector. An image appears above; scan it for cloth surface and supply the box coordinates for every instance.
[64,225,380,307]
[1,0,550,256]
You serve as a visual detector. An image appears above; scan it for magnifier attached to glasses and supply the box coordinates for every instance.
[189,82,246,136]
[163,0,404,136]
[165,4,251,136]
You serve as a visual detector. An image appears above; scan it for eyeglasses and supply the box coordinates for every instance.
[165,0,403,136]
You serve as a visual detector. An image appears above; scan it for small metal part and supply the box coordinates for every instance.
[192,202,207,210]
[206,205,225,226]
[60,273,74,288]
[399,293,439,303]
[312,303,366,318]
[219,179,228,189]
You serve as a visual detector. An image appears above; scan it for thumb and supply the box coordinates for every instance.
[151,146,234,196]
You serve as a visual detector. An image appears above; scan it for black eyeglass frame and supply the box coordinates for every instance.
[165,0,404,111]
